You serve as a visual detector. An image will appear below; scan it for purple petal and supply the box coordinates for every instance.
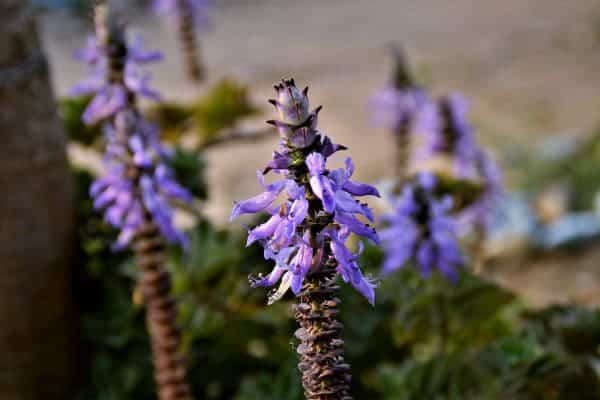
[318,136,347,158]
[250,266,286,288]
[310,175,336,213]
[264,151,292,173]
[83,86,128,125]
[93,186,117,209]
[289,198,309,225]
[247,214,283,246]
[290,244,313,295]
[344,157,355,177]
[342,180,380,197]
[90,179,109,197]
[352,274,376,306]
[334,211,380,244]
[114,227,136,250]
[71,76,104,96]
[269,219,296,249]
[230,191,278,220]
[305,152,326,176]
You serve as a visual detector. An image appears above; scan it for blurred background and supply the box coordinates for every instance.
[4,0,600,399]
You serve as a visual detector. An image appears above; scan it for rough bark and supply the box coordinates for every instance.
[0,2,76,399]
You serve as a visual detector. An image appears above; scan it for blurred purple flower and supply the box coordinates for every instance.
[369,86,428,133]
[412,93,480,179]
[76,28,191,249]
[73,35,163,124]
[381,172,464,282]
[90,114,192,249]
[233,79,379,305]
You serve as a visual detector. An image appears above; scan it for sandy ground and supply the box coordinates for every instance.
[40,0,600,306]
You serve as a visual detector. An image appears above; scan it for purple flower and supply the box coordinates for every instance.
[78,24,191,249]
[369,86,428,133]
[90,116,192,249]
[325,226,376,304]
[307,154,379,226]
[230,173,293,220]
[233,79,379,305]
[73,35,163,124]
[411,93,480,179]
[381,172,464,282]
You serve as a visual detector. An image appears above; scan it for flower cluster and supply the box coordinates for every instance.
[381,173,464,282]
[231,79,379,305]
[72,35,162,125]
[412,93,480,179]
[152,0,212,28]
[75,17,191,249]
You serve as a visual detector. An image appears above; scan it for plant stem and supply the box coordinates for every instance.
[294,264,353,400]
[177,0,204,82]
[133,222,194,400]
[394,131,410,185]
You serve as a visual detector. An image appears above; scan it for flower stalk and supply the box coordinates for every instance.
[369,45,426,184]
[295,265,352,400]
[232,79,379,400]
[78,4,194,399]
[134,223,193,400]
[153,0,210,82]
[390,46,416,181]
[176,0,204,81]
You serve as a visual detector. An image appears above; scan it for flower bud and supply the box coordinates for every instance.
[273,79,310,125]
[269,79,321,148]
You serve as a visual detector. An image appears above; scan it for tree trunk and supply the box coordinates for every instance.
[0,2,77,399]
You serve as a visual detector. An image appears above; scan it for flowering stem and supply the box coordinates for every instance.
[176,0,204,82]
[389,45,415,186]
[232,79,379,400]
[134,223,194,400]
[88,5,195,399]
[289,139,353,400]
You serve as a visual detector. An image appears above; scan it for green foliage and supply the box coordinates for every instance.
[167,147,208,200]
[522,305,600,356]
[72,168,600,400]
[234,359,303,400]
[62,80,260,150]
[60,96,102,146]
[435,173,485,211]
[371,337,600,400]
[73,169,155,400]
[191,78,259,142]
[147,102,193,143]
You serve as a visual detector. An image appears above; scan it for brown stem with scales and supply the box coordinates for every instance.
[133,223,194,400]
[294,263,353,400]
